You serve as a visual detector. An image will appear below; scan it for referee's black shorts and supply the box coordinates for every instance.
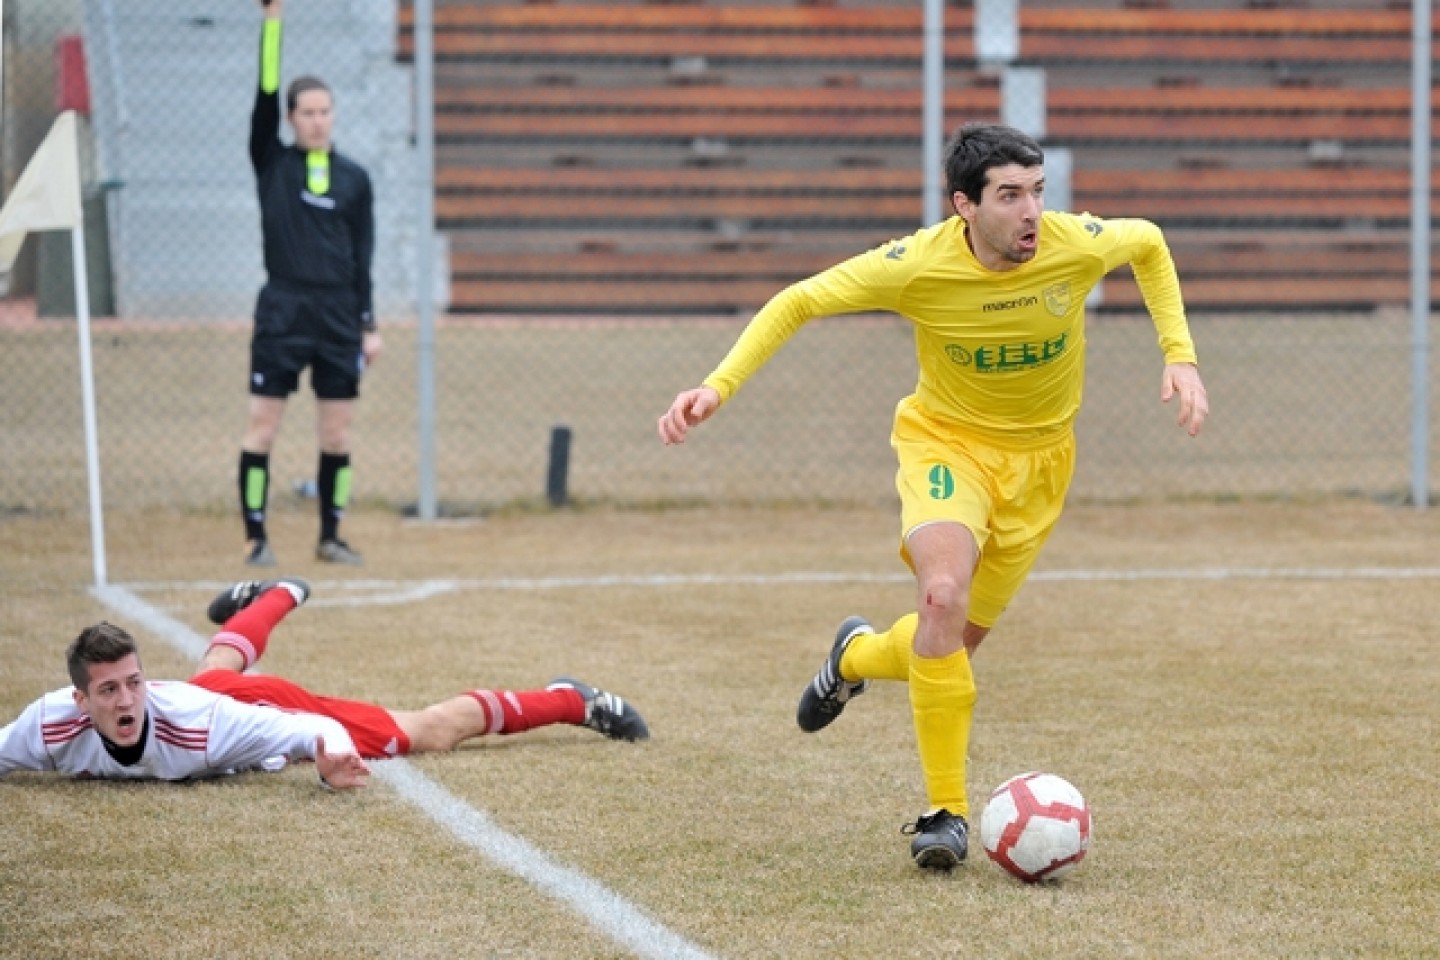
[249,281,365,400]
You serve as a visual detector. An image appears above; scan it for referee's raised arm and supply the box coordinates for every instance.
[250,0,284,174]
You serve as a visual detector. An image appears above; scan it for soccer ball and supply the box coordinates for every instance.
[979,771,1092,883]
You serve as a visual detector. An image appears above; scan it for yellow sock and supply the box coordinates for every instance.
[839,613,916,683]
[908,646,977,817]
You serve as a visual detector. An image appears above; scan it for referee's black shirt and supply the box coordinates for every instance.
[249,70,375,334]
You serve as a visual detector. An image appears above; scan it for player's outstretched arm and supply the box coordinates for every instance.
[1160,362,1209,437]
[259,0,283,17]
[657,386,721,445]
[315,736,370,790]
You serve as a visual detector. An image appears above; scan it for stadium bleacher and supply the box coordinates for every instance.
[400,0,1436,314]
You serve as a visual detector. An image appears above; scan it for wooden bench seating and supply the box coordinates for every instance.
[449,232,1429,280]
[1099,276,1416,310]
[401,5,1428,66]
[436,84,1426,144]
[1018,9,1424,64]
[435,166,1434,225]
[407,1,1433,313]
[448,273,1423,314]
[445,224,1428,313]
[434,161,1433,312]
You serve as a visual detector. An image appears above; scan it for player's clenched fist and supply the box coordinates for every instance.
[657,386,722,445]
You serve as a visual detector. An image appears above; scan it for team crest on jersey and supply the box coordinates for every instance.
[1043,282,1072,317]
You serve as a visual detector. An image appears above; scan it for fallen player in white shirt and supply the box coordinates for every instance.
[1,578,649,790]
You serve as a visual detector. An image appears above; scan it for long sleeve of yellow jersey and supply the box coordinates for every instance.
[702,234,924,403]
[702,214,1197,406]
[1063,213,1198,366]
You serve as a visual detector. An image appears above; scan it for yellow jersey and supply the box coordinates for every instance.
[703,212,1198,446]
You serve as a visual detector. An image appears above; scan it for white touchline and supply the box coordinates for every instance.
[374,763,715,960]
[90,584,717,960]
[122,565,1440,610]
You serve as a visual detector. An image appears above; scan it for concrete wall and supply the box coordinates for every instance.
[78,0,433,319]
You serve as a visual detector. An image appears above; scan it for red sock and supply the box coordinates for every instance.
[206,588,296,670]
[465,687,585,735]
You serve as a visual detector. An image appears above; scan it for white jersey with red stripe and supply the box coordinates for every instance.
[0,679,356,782]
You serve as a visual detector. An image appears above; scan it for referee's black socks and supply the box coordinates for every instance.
[239,450,271,543]
[318,452,352,543]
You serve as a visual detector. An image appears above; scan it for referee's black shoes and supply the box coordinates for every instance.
[316,538,364,566]
[245,539,277,567]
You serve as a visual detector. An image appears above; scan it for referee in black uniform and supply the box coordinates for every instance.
[238,0,381,566]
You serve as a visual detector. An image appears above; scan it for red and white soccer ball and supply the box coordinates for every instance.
[979,771,1092,883]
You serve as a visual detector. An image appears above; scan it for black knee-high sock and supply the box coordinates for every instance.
[239,451,270,542]
[317,452,351,542]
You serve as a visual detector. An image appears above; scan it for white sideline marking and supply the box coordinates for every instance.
[89,585,716,960]
[374,763,714,960]
[121,565,1440,610]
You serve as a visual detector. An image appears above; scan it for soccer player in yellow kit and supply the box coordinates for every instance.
[657,123,1209,871]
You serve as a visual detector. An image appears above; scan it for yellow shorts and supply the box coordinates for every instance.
[891,396,1075,628]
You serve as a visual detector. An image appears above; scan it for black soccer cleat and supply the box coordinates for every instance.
[207,578,311,625]
[796,615,873,733]
[547,677,650,742]
[902,809,970,871]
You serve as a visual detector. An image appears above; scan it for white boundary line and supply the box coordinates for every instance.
[89,584,716,960]
[118,565,1440,610]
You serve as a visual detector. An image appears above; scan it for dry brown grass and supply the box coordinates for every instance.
[3,311,1436,516]
[2,500,1438,959]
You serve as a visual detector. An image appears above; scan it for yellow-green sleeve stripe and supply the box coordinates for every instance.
[261,19,283,94]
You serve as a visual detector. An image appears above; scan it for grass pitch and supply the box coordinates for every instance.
[1,500,1438,958]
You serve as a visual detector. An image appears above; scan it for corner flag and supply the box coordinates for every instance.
[0,110,83,277]
[0,109,108,586]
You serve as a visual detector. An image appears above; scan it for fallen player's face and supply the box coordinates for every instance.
[74,654,147,747]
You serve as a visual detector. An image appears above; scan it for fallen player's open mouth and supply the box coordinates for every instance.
[117,715,135,731]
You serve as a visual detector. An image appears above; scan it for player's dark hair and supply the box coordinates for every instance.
[943,122,1045,212]
[286,75,331,113]
[67,621,140,692]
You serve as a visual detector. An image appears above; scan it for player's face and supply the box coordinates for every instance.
[954,163,1045,272]
[73,654,147,747]
[289,90,334,152]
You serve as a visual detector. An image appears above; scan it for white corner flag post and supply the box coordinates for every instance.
[0,111,108,586]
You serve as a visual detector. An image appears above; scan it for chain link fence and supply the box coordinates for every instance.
[2,0,1436,532]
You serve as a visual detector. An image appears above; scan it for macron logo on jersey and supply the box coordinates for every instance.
[983,296,1039,313]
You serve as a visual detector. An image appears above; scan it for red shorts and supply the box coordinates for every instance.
[192,670,411,759]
